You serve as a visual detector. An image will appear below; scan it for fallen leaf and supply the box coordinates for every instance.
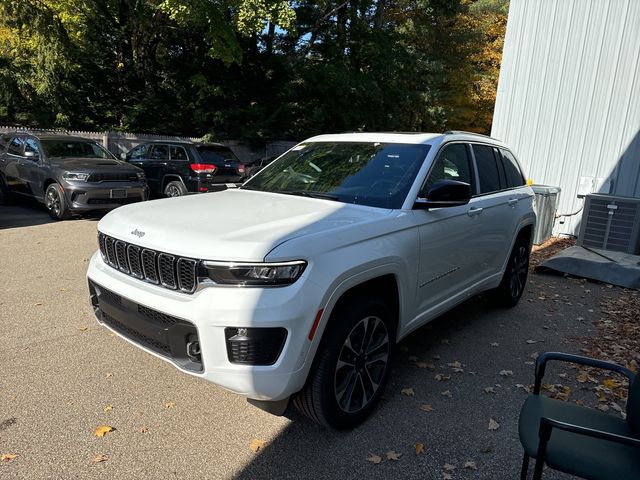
[490,342,499,347]
[105,373,113,378]
[420,404,434,412]
[441,390,452,398]
[1,453,17,462]
[515,384,531,393]
[139,426,149,433]
[401,388,415,396]
[249,439,266,453]
[415,443,425,455]
[499,370,513,377]
[164,401,176,409]
[443,474,453,480]
[386,451,402,461]
[483,387,495,394]
[94,425,115,437]
[91,454,108,463]
[432,354,441,360]
[481,446,493,453]
[526,340,539,344]
[367,453,382,464]
[443,463,456,471]
[447,361,462,369]
[416,362,434,369]
[34,302,43,306]
[103,405,113,413]
[488,419,500,430]
[434,374,450,382]
[79,326,88,332]
[464,461,478,470]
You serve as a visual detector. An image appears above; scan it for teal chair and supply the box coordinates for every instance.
[518,352,640,479]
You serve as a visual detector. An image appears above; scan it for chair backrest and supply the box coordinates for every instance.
[627,373,640,436]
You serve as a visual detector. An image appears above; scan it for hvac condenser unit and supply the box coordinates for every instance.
[578,194,640,254]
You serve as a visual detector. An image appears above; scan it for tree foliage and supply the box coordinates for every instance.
[0,0,508,139]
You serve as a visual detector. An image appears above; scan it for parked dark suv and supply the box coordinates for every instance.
[124,141,246,197]
[0,133,148,220]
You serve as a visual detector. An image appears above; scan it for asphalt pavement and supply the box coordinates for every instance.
[0,201,616,479]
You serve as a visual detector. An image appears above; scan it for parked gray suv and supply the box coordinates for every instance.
[0,133,148,220]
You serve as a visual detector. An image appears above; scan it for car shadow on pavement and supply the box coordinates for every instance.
[0,200,105,229]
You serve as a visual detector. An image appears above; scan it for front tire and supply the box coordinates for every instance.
[45,183,71,220]
[294,297,395,429]
[164,181,186,197]
[491,236,530,307]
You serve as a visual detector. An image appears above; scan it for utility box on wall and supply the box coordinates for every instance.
[578,194,640,254]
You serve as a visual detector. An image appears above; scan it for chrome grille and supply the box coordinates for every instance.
[97,233,198,293]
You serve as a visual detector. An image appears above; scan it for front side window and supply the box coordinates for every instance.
[424,143,473,194]
[8,137,24,156]
[242,142,430,209]
[40,140,115,159]
[500,149,526,187]
[129,143,149,160]
[473,144,502,194]
[24,138,40,156]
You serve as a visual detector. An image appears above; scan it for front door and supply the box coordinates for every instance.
[411,142,482,326]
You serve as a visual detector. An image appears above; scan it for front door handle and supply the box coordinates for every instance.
[508,198,518,207]
[467,207,483,217]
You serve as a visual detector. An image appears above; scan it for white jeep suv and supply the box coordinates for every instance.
[87,132,535,428]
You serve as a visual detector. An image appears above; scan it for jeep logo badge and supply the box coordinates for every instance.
[131,229,145,238]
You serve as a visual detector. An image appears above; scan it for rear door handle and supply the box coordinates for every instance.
[467,207,483,216]
[508,198,518,207]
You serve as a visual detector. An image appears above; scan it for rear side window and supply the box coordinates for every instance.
[129,144,149,160]
[150,145,169,160]
[473,144,502,194]
[500,149,526,187]
[170,145,188,161]
[24,138,40,155]
[425,143,473,194]
[8,137,24,156]
[197,146,240,164]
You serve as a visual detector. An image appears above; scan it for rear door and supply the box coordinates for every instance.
[5,136,26,194]
[20,137,44,198]
[144,144,169,193]
[412,142,482,322]
[469,144,514,278]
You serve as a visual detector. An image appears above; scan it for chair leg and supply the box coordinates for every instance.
[520,453,530,480]
[533,458,545,480]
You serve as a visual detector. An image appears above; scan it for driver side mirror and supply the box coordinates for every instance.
[413,179,471,210]
[120,153,127,160]
[24,150,39,161]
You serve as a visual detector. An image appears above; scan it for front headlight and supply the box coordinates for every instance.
[202,260,307,286]
[136,171,146,180]
[63,172,90,181]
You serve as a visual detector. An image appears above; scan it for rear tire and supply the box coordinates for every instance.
[294,297,395,429]
[45,183,71,220]
[491,236,530,307]
[164,181,186,197]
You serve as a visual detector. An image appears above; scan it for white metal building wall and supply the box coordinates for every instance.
[491,0,640,236]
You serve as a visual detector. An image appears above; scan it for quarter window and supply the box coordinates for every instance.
[8,137,24,156]
[500,149,526,187]
[424,143,473,194]
[473,144,502,194]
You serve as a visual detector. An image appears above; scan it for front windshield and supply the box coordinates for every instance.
[40,140,116,160]
[242,142,430,209]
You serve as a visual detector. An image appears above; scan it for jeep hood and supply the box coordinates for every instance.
[98,189,391,261]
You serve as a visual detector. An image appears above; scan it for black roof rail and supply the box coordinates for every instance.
[443,130,493,138]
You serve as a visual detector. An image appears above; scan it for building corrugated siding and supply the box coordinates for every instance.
[492,0,640,235]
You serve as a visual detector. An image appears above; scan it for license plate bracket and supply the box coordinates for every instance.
[110,189,127,199]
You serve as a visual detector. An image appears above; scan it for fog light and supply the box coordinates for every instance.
[237,328,248,337]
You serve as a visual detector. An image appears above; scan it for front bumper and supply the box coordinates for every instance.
[86,252,321,401]
[63,181,149,211]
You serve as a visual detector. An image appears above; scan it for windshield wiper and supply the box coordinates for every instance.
[281,190,339,201]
